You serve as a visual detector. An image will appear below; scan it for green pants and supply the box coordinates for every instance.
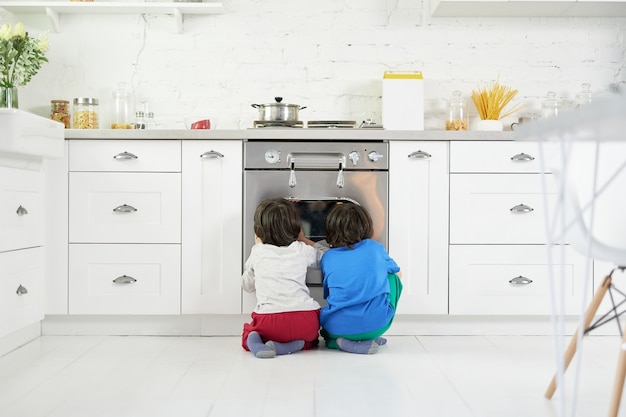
[322,273,403,350]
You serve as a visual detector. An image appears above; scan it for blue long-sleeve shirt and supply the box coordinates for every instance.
[319,239,400,335]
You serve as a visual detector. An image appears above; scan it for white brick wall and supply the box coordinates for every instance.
[5,0,626,129]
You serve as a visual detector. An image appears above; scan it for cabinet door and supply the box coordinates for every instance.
[69,244,181,314]
[450,173,557,244]
[389,141,449,314]
[0,166,43,252]
[69,172,181,243]
[0,248,43,338]
[181,141,242,314]
[449,245,591,315]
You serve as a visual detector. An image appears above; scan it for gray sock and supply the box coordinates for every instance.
[266,340,305,355]
[246,332,276,358]
[336,338,380,354]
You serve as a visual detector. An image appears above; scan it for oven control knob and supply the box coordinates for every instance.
[264,149,281,164]
[368,151,384,162]
[348,151,360,166]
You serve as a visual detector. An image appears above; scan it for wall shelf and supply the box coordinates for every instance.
[0,1,224,33]
[430,0,626,17]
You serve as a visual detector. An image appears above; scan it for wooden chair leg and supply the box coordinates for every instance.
[608,321,626,417]
[545,275,613,399]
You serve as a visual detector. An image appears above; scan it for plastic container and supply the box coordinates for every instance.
[446,90,468,131]
[111,82,133,129]
[73,98,99,129]
[50,99,70,128]
[541,91,560,119]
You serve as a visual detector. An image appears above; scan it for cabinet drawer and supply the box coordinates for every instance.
[450,174,556,244]
[450,141,555,173]
[69,140,181,172]
[0,248,43,338]
[69,244,181,314]
[0,166,43,252]
[449,245,590,315]
[69,172,181,243]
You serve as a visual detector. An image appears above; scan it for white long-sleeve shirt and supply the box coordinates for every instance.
[242,241,322,314]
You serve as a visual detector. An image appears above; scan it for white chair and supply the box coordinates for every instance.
[517,93,626,417]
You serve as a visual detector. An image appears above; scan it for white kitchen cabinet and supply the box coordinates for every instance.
[430,0,626,17]
[0,1,223,33]
[0,165,45,340]
[69,244,180,315]
[0,248,43,338]
[389,141,449,314]
[0,165,43,253]
[448,140,591,315]
[181,141,242,314]
[67,140,182,314]
[449,244,590,315]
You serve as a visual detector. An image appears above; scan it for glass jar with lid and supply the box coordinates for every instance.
[541,91,560,119]
[50,99,70,128]
[111,82,133,129]
[575,83,592,110]
[73,98,99,129]
[446,90,468,131]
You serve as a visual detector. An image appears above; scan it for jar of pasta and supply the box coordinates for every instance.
[73,98,99,129]
[446,90,468,131]
[50,99,70,128]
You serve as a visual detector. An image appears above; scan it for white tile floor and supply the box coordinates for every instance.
[0,334,623,417]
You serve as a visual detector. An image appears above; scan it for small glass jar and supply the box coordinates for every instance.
[73,98,99,129]
[541,91,560,119]
[446,90,468,131]
[50,99,70,128]
[111,82,133,129]
[575,83,592,110]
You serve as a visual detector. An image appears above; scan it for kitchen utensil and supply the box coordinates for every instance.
[251,97,306,123]
[184,117,212,129]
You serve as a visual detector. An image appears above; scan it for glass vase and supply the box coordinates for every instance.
[0,87,18,108]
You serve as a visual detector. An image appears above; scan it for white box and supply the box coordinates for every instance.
[382,71,424,130]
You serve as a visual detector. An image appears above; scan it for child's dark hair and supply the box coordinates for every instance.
[254,198,301,247]
[324,202,373,248]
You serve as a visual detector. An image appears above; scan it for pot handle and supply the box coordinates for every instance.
[251,104,261,109]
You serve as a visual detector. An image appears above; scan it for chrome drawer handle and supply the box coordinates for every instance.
[16,205,28,216]
[509,276,533,285]
[511,152,535,162]
[200,150,224,159]
[113,204,137,213]
[113,151,138,160]
[510,203,534,213]
[16,285,28,295]
[408,150,432,159]
[112,275,137,284]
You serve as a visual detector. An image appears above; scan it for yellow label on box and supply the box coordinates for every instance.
[383,71,423,80]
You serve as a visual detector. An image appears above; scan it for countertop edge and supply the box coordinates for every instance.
[63,129,518,141]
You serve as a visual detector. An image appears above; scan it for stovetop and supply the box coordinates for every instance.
[251,120,383,129]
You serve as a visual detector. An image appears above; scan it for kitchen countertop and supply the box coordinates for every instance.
[64,129,517,141]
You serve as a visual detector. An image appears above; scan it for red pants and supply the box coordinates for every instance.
[242,309,321,351]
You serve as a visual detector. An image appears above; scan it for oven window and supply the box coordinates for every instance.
[288,198,357,242]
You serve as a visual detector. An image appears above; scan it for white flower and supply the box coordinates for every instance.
[0,22,49,88]
[0,23,11,41]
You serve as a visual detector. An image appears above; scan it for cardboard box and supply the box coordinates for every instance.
[382,71,424,130]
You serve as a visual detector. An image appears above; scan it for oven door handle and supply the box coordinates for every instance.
[289,159,297,188]
[336,161,344,188]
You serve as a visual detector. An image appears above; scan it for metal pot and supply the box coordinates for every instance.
[251,97,307,122]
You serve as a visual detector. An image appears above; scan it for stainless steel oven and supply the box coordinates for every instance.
[243,140,389,292]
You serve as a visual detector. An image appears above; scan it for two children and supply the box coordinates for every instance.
[241,198,402,358]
